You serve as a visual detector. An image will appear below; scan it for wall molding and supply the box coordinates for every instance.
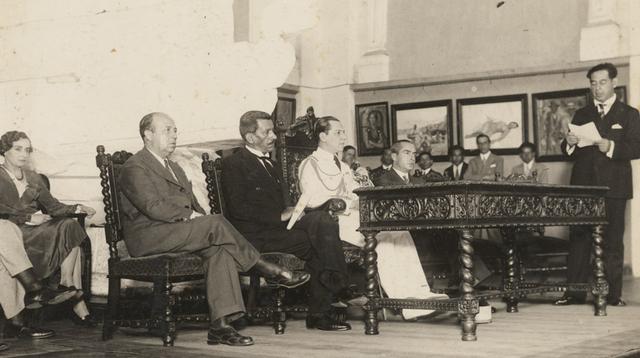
[351,57,630,93]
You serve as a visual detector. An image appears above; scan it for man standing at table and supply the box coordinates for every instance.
[464,134,504,180]
[555,63,640,306]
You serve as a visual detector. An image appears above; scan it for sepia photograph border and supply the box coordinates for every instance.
[390,99,453,162]
[456,94,528,156]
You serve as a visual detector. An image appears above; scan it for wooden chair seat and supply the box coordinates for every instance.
[109,253,203,280]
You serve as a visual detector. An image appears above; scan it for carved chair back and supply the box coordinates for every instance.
[96,145,133,260]
[201,153,227,215]
[274,124,316,205]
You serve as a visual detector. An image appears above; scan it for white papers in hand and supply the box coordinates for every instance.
[287,192,311,230]
[569,122,602,148]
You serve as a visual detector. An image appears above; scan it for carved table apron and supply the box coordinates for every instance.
[353,181,608,341]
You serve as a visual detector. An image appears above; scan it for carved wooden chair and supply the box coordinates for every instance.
[96,146,208,347]
[201,151,364,332]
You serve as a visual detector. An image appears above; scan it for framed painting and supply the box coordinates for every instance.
[391,100,453,162]
[355,102,391,156]
[532,89,588,161]
[457,94,528,155]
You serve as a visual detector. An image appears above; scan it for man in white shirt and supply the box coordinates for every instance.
[296,118,447,320]
[510,142,548,183]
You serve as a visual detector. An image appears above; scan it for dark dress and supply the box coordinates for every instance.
[0,168,86,279]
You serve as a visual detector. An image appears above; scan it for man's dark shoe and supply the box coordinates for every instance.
[608,298,627,306]
[553,296,585,306]
[306,314,351,331]
[0,342,9,352]
[207,327,254,346]
[24,286,77,309]
[266,271,310,289]
[4,324,55,339]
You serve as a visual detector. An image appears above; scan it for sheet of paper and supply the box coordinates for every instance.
[569,122,602,148]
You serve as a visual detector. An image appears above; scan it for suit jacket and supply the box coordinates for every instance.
[561,100,640,199]
[464,153,504,180]
[375,168,422,186]
[413,168,444,182]
[221,147,286,235]
[0,168,76,224]
[118,148,206,255]
[510,161,549,183]
[443,162,468,181]
[369,165,391,184]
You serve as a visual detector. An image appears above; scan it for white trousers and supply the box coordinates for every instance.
[0,220,31,319]
[339,212,447,319]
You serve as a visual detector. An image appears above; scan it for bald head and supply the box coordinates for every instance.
[140,112,177,158]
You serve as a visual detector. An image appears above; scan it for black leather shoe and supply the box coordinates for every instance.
[24,286,77,309]
[207,327,254,346]
[70,314,98,327]
[266,271,311,289]
[608,298,627,306]
[4,324,55,339]
[554,296,585,306]
[0,342,9,352]
[306,314,351,331]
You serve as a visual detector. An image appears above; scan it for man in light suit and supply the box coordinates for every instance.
[510,142,549,183]
[443,145,468,181]
[555,63,640,306]
[221,111,349,331]
[464,134,504,180]
[118,112,309,346]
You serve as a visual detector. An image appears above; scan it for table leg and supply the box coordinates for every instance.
[503,230,519,313]
[591,225,608,317]
[363,230,380,335]
[459,229,478,341]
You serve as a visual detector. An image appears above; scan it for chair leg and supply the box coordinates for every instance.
[272,288,286,335]
[246,274,260,322]
[80,238,93,302]
[102,276,121,341]
[156,279,176,347]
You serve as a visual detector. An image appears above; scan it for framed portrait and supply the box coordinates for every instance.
[532,89,588,161]
[391,100,453,162]
[457,94,528,155]
[355,102,391,156]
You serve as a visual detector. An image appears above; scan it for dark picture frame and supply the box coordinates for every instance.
[355,102,391,156]
[532,89,588,162]
[457,94,528,156]
[391,100,453,162]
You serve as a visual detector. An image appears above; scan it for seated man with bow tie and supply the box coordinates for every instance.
[221,111,350,331]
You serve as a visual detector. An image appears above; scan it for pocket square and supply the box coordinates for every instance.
[611,124,623,129]
[490,164,496,168]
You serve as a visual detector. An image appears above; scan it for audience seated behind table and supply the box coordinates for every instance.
[508,142,548,183]
[443,145,468,181]
[0,131,98,337]
[412,151,444,182]
[464,134,504,181]
[293,121,448,321]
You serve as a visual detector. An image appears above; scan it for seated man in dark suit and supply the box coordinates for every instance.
[413,151,444,182]
[118,112,309,347]
[221,111,350,331]
[375,140,423,185]
[443,145,468,181]
[368,148,393,184]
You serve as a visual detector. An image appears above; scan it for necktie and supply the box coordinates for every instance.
[598,103,605,118]
[333,156,342,170]
[403,175,410,184]
[259,156,279,181]
[454,166,459,180]
[164,159,178,182]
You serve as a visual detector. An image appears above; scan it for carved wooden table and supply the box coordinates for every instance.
[353,181,608,341]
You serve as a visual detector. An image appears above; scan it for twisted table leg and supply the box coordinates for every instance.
[458,229,478,341]
[502,229,519,313]
[591,225,608,317]
[363,230,380,335]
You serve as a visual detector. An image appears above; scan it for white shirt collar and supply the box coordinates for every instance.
[524,160,534,171]
[454,162,464,170]
[418,168,431,174]
[392,167,409,181]
[246,145,269,158]
[480,151,491,161]
[315,146,337,161]
[382,164,392,170]
[147,148,169,167]
[594,93,616,115]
